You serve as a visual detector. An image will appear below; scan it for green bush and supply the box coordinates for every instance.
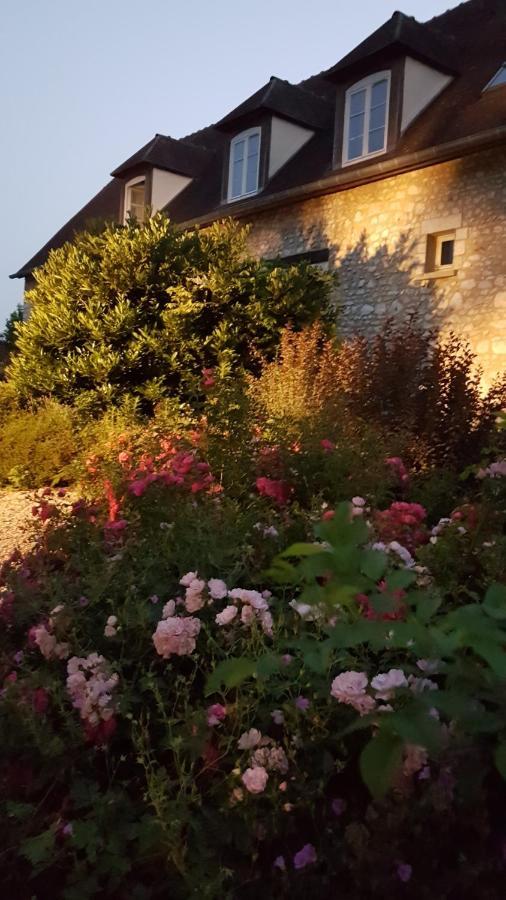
[0,401,77,487]
[7,216,331,415]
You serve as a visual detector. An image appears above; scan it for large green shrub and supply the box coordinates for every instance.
[7,216,331,415]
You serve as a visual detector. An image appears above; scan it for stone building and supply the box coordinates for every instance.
[11,0,506,384]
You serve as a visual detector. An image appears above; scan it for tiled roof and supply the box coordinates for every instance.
[325,10,460,79]
[12,0,506,278]
[110,133,213,178]
[215,76,333,131]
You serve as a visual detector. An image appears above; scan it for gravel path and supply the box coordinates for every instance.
[0,490,37,563]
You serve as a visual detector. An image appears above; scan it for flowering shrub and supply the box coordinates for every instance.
[2,447,506,900]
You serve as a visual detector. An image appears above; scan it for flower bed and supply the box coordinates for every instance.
[2,427,506,898]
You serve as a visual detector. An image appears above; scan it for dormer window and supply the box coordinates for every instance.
[228,128,261,201]
[484,63,506,91]
[124,177,146,223]
[343,72,390,165]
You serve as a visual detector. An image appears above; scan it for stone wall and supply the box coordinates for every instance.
[246,146,506,387]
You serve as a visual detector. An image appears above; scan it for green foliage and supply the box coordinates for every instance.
[2,303,24,353]
[7,215,331,414]
[0,400,76,486]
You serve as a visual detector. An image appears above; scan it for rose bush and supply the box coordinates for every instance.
[2,414,506,899]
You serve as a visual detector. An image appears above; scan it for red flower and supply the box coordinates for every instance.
[256,476,292,506]
[321,439,335,452]
[32,687,49,714]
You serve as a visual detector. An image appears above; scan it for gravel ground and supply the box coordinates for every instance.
[0,490,37,563]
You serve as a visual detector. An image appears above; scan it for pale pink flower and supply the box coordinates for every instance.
[207,578,228,600]
[229,588,269,611]
[180,571,198,587]
[238,728,262,750]
[242,766,268,794]
[184,578,206,613]
[371,669,408,701]
[215,605,238,626]
[273,855,286,870]
[259,609,273,636]
[152,616,201,658]
[104,615,118,638]
[271,709,284,725]
[162,600,176,619]
[241,605,255,625]
[185,592,205,613]
[207,703,227,726]
[331,671,375,715]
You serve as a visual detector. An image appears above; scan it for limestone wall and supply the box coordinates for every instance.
[246,146,506,387]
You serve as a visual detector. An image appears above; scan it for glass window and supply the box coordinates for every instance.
[439,238,455,267]
[228,128,261,200]
[126,180,146,222]
[343,73,390,164]
[484,64,506,91]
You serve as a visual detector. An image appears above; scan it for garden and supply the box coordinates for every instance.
[2,215,506,898]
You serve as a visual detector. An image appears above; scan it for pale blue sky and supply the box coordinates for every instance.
[1,0,462,323]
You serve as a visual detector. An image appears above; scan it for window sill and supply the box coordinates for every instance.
[412,269,458,282]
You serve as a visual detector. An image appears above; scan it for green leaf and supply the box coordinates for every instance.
[471,639,506,677]
[483,583,506,620]
[360,549,388,582]
[385,569,417,590]
[255,653,281,678]
[359,730,404,799]
[279,542,324,558]
[494,742,506,779]
[20,829,55,866]
[205,657,257,695]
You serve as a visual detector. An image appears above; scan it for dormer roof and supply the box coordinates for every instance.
[215,76,332,132]
[325,10,460,80]
[110,134,212,179]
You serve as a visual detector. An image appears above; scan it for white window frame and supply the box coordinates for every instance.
[227,127,261,201]
[342,71,391,166]
[123,176,147,224]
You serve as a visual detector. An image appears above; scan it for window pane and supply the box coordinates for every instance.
[247,132,259,158]
[371,79,388,107]
[348,134,363,160]
[350,89,366,116]
[440,239,454,266]
[231,158,243,197]
[245,152,259,193]
[232,139,245,163]
[369,102,386,131]
[349,112,365,140]
[368,127,385,153]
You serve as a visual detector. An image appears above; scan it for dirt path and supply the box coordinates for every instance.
[0,490,37,563]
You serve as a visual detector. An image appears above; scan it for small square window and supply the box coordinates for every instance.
[425,231,456,274]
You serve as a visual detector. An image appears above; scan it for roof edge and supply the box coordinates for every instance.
[175,126,506,229]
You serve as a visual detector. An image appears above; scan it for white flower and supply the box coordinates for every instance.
[371,669,408,700]
[238,728,262,750]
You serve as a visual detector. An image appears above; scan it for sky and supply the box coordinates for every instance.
[0,0,464,324]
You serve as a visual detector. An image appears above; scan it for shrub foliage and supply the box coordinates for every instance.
[7,216,331,414]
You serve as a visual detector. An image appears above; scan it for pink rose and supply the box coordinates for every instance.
[241,766,268,794]
[215,605,238,626]
[207,703,227,726]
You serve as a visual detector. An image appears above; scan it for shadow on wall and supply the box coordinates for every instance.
[334,231,442,339]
